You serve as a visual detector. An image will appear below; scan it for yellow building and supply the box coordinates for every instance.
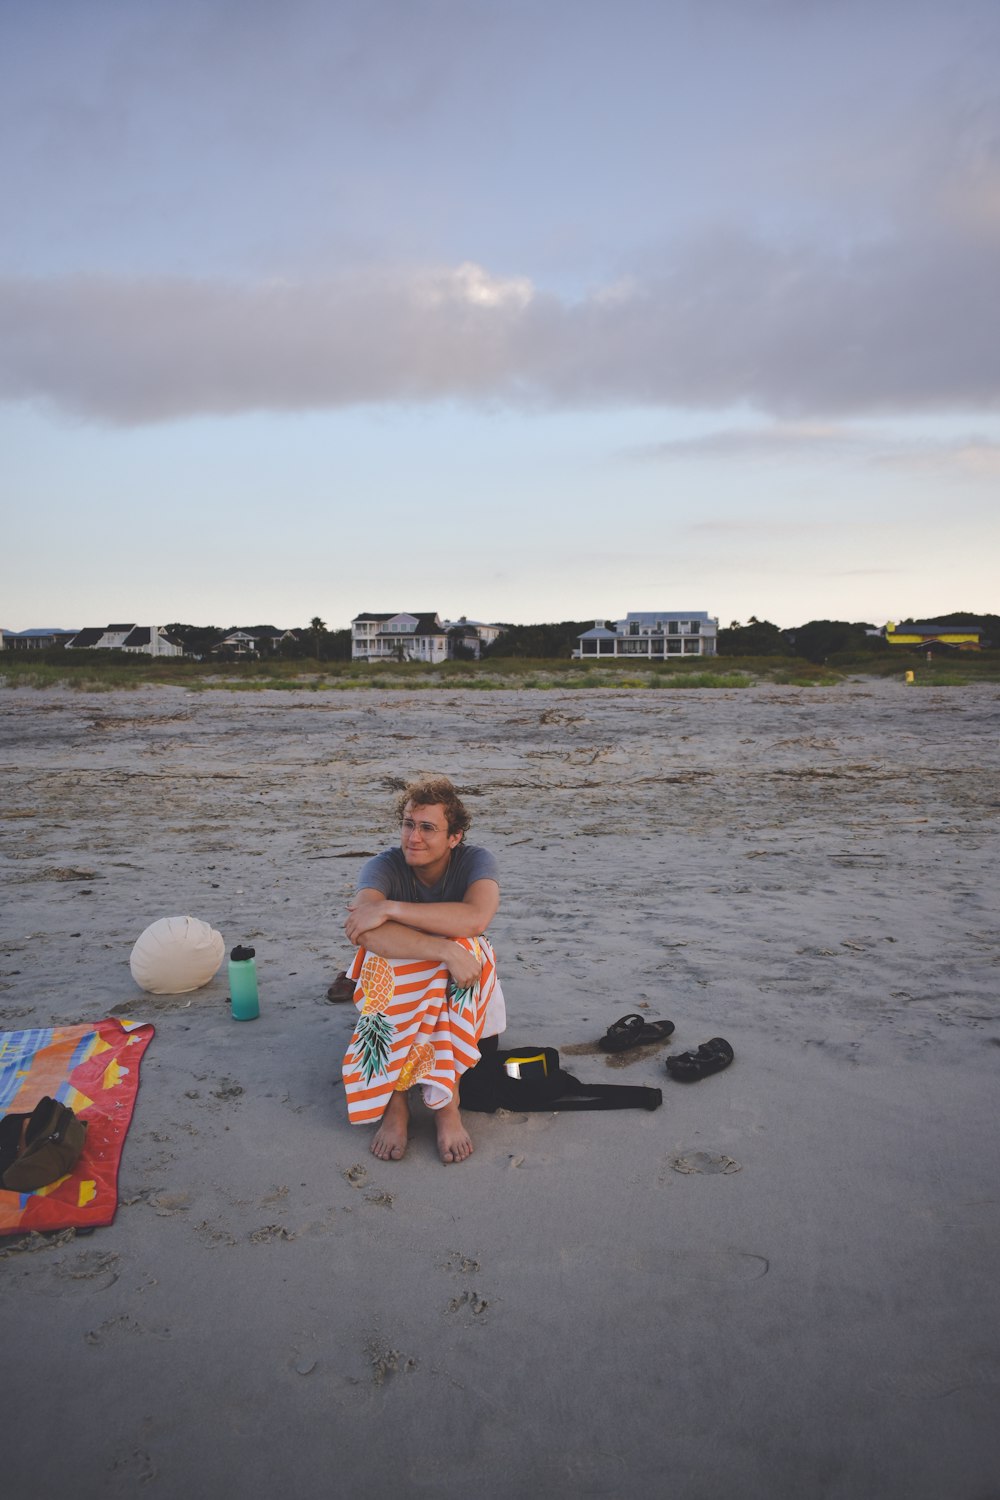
[885,621,982,650]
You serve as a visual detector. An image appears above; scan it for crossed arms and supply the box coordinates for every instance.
[343,880,500,989]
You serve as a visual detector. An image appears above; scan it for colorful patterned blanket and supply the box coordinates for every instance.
[0,1017,154,1236]
[342,937,498,1123]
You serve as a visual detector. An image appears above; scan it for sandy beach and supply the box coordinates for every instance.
[2,679,998,1499]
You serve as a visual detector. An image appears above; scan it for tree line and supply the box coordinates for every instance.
[483,614,996,664]
[716,613,998,662]
[160,611,996,665]
[164,620,352,661]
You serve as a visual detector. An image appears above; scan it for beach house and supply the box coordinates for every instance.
[65,625,184,656]
[884,621,983,651]
[351,612,503,662]
[0,628,79,651]
[574,612,718,659]
[441,617,504,659]
[351,613,450,662]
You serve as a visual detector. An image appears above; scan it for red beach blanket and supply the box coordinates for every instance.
[0,1017,154,1237]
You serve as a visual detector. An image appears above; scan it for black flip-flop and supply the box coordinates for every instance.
[665,1037,734,1081]
[599,1013,676,1052]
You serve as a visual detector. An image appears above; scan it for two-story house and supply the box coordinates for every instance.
[441,617,504,660]
[574,612,718,659]
[351,613,503,662]
[351,613,452,663]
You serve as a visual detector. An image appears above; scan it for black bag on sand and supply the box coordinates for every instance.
[0,1096,88,1192]
[460,1046,662,1113]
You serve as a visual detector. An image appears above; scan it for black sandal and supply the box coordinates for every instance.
[665,1037,734,1081]
[599,1013,676,1052]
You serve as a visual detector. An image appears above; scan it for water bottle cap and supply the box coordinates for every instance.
[230,944,256,962]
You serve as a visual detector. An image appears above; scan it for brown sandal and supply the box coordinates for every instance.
[326,970,356,1003]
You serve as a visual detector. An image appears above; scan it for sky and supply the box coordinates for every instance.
[2,0,999,633]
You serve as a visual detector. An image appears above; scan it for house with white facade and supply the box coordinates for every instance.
[216,630,259,656]
[352,613,452,662]
[120,627,184,656]
[351,612,504,662]
[574,612,718,659]
[66,624,183,656]
[441,617,504,659]
[214,627,305,656]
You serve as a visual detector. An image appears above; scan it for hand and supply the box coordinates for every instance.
[441,942,482,989]
[344,894,391,945]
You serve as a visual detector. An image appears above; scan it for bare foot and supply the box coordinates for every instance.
[435,1097,473,1164]
[371,1092,409,1161]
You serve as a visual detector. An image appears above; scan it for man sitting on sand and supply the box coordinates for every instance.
[340,777,504,1164]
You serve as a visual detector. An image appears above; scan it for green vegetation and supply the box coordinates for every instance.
[716,618,792,656]
[4,609,998,695]
[8,649,998,692]
[718,616,891,662]
[484,620,603,658]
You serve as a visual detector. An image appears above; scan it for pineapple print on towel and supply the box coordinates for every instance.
[447,978,475,1015]
[396,1042,435,1091]
[342,936,498,1125]
[353,954,396,1084]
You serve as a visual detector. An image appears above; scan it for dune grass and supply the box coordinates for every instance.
[2,649,998,692]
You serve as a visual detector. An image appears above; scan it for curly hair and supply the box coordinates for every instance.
[395,776,471,838]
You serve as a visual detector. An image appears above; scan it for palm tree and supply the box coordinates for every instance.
[309,616,327,661]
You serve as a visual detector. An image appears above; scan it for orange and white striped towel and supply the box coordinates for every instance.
[342,937,498,1124]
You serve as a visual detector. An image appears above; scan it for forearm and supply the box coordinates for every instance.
[354,920,460,965]
[380,900,489,939]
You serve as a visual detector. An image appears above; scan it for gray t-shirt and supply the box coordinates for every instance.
[356,843,499,908]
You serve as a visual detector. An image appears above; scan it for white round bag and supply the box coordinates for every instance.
[130,915,225,995]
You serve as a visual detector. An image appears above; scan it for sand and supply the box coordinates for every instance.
[1,680,998,1499]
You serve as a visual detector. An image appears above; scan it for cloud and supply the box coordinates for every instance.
[2,224,999,426]
[873,438,1000,477]
[831,568,905,577]
[634,425,1000,484]
[686,516,834,536]
[634,421,857,461]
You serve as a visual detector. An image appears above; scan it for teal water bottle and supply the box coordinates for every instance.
[229,945,260,1021]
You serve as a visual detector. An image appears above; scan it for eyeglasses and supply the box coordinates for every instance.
[400,818,446,837]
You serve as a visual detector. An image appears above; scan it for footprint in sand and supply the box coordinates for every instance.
[447,1288,490,1317]
[670,1151,741,1175]
[85,1314,172,1345]
[259,1184,289,1206]
[194,1220,237,1248]
[364,1190,395,1208]
[249,1223,296,1244]
[4,1247,121,1295]
[107,1449,157,1486]
[211,1078,244,1101]
[442,1251,481,1274]
[148,1191,192,1216]
[442,1250,490,1320]
[365,1338,418,1385]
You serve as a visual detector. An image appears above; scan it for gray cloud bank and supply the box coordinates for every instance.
[2,230,998,425]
